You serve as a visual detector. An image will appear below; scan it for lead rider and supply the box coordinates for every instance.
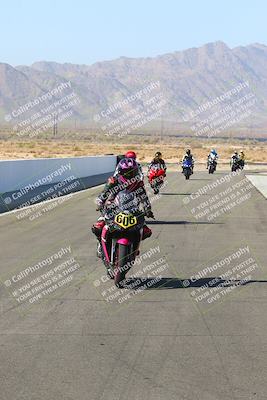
[92,158,154,255]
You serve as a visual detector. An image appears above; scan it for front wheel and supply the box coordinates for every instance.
[185,169,190,180]
[149,180,155,191]
[114,244,130,288]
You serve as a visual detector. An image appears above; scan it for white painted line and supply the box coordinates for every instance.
[246,175,267,199]
[0,183,104,218]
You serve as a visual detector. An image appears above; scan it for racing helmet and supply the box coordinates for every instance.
[125,150,137,159]
[117,158,138,180]
[155,151,162,159]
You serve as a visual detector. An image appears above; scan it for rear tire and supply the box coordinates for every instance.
[114,244,129,288]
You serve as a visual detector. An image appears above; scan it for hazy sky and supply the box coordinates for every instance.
[1,0,266,66]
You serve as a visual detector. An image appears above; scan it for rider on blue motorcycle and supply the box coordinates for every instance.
[207,149,218,169]
[182,149,194,173]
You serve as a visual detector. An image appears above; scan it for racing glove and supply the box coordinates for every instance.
[145,210,155,219]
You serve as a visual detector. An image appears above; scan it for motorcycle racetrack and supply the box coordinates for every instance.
[0,169,267,400]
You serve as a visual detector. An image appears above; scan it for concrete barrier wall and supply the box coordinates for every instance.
[0,155,117,213]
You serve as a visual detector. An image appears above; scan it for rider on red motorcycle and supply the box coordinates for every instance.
[148,152,167,174]
[92,158,153,251]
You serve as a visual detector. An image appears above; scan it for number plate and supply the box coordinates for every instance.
[114,212,137,229]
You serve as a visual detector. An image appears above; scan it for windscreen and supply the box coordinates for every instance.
[114,189,140,213]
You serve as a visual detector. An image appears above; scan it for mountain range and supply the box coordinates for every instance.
[1,41,267,136]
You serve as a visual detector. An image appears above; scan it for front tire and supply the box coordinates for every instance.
[185,169,190,180]
[114,244,129,288]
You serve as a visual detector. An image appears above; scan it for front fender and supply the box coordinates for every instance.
[117,238,131,246]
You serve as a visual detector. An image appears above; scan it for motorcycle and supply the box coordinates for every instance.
[148,164,165,194]
[182,159,193,180]
[231,159,241,172]
[208,159,217,174]
[99,189,151,288]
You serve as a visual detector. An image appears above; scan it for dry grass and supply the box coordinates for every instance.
[0,136,266,163]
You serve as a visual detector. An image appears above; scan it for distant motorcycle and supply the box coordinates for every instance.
[231,160,241,172]
[182,159,193,180]
[208,159,217,174]
[148,164,165,194]
[99,190,153,288]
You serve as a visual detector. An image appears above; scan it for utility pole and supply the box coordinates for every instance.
[160,115,163,144]
[53,114,58,137]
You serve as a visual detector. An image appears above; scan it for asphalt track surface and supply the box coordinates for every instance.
[0,170,266,400]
